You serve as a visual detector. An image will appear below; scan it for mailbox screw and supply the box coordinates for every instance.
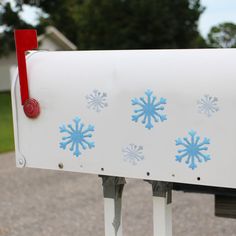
[58,163,64,169]
[18,158,25,167]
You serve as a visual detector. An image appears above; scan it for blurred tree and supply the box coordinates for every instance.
[0,2,44,56]
[31,0,206,49]
[0,0,206,57]
[0,2,30,56]
[207,22,236,48]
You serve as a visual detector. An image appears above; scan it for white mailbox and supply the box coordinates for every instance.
[12,31,236,190]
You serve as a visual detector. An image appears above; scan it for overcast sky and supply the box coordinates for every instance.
[3,0,236,38]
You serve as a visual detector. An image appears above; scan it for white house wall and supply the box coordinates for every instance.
[39,36,67,51]
[0,54,16,92]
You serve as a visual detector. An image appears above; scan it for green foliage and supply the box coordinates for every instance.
[30,0,81,44]
[0,0,207,56]
[37,0,206,49]
[207,22,236,48]
[0,92,14,153]
[26,0,207,49]
[0,2,45,57]
[0,2,32,56]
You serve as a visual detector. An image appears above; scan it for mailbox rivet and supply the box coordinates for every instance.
[18,158,25,167]
[23,98,40,118]
[58,163,64,169]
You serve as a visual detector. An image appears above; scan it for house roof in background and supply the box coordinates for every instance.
[38,26,77,50]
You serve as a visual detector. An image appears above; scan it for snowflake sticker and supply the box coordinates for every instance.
[131,89,167,129]
[122,144,144,165]
[59,117,95,157]
[197,95,219,117]
[86,90,108,112]
[175,130,211,170]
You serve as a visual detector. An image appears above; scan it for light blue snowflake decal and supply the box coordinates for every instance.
[59,117,95,157]
[86,90,108,112]
[197,94,219,117]
[122,144,144,165]
[175,130,211,170]
[131,89,167,129]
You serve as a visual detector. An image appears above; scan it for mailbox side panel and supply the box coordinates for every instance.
[12,49,236,189]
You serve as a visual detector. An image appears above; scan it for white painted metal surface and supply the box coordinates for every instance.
[153,196,172,236]
[104,197,123,236]
[11,49,236,189]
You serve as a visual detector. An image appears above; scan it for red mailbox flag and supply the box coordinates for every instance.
[14,29,40,118]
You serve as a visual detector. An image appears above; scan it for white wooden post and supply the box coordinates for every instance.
[100,176,126,236]
[147,181,173,236]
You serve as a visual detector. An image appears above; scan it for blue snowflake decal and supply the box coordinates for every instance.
[86,90,108,112]
[122,143,144,165]
[131,89,167,129]
[197,94,219,117]
[175,130,211,170]
[59,117,95,157]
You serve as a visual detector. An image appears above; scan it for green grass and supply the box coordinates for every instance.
[0,92,14,153]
